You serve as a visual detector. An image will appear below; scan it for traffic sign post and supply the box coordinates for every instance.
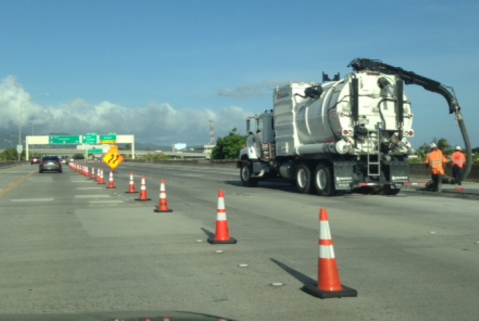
[49,135,80,145]
[102,144,123,170]
[88,149,103,155]
[16,144,23,154]
[103,152,124,170]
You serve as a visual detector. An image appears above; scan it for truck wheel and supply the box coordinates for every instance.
[296,163,312,194]
[314,164,336,196]
[240,161,259,187]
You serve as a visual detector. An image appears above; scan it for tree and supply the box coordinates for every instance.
[0,148,18,161]
[211,128,247,160]
[437,137,452,155]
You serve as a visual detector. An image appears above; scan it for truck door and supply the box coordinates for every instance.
[258,113,275,161]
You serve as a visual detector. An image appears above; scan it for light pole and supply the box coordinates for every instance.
[18,93,50,161]
[18,100,28,161]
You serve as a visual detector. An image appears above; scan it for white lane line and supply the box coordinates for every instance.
[89,200,124,204]
[71,180,94,183]
[75,195,110,199]
[76,187,103,190]
[11,198,54,202]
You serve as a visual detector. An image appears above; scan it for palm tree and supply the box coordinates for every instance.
[437,138,451,154]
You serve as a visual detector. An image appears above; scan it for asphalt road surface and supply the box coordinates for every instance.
[1,163,478,321]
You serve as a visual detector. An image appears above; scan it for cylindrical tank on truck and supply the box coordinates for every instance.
[238,60,423,196]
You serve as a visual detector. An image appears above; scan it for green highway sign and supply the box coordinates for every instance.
[49,135,80,145]
[88,149,103,154]
[82,133,98,144]
[99,133,117,143]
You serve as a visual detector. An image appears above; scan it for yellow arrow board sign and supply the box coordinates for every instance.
[103,152,124,170]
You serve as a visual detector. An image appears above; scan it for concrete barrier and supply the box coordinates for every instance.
[0,161,23,169]
[129,159,479,182]
[133,159,238,168]
[408,164,479,182]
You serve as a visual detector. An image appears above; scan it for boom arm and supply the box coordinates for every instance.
[348,58,472,181]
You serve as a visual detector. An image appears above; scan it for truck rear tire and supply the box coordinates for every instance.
[314,164,336,197]
[240,161,259,187]
[296,162,312,194]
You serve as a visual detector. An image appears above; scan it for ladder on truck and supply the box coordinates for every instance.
[367,129,381,176]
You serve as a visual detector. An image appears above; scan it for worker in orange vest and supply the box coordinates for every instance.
[425,143,448,192]
[450,145,466,186]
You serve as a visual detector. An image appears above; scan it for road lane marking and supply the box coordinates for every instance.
[75,195,110,198]
[0,170,37,198]
[76,187,103,190]
[11,198,54,202]
[88,200,124,204]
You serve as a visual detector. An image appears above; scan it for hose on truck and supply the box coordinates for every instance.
[348,58,473,181]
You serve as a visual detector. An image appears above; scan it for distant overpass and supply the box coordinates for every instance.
[0,148,209,159]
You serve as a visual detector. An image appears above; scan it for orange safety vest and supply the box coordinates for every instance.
[426,150,447,175]
[450,151,466,168]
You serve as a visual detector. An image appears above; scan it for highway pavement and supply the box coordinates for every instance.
[0,162,478,321]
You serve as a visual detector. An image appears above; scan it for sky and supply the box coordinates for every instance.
[0,0,478,148]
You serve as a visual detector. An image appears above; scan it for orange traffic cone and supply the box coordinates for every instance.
[96,168,101,183]
[90,167,96,180]
[302,208,357,299]
[154,179,173,212]
[85,166,90,178]
[106,170,116,189]
[97,169,105,185]
[135,175,151,201]
[207,190,237,244]
[125,172,138,194]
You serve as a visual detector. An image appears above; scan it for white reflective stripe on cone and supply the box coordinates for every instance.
[217,212,227,221]
[217,198,225,210]
[320,220,332,240]
[319,244,336,259]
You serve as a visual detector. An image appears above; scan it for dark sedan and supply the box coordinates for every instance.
[39,156,62,173]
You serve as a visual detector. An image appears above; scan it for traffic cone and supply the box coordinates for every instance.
[207,190,237,244]
[97,169,105,185]
[106,170,116,189]
[125,172,138,194]
[96,168,101,183]
[302,208,357,299]
[154,179,173,212]
[91,167,96,180]
[135,175,151,201]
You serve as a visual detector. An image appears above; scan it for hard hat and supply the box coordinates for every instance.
[455,146,462,151]
[430,143,437,148]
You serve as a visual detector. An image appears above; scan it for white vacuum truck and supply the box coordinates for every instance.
[237,58,472,196]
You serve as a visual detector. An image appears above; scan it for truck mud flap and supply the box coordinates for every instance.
[387,161,409,182]
[333,162,354,191]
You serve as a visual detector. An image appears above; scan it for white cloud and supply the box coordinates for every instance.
[0,76,253,146]
[218,79,289,99]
